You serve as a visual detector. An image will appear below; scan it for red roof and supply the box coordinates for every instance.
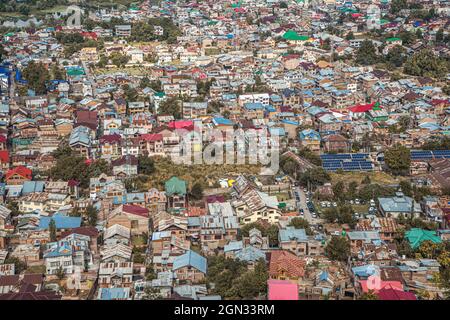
[0,135,7,143]
[122,204,149,217]
[100,134,122,144]
[168,120,194,130]
[348,102,377,113]
[377,285,416,300]
[0,150,9,163]
[139,133,163,142]
[60,226,99,239]
[5,166,32,181]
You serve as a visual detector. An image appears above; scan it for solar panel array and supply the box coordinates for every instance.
[411,150,450,160]
[321,153,374,172]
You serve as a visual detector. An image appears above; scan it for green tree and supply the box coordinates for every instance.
[299,167,331,189]
[359,290,379,300]
[332,181,346,202]
[384,144,411,175]
[435,28,444,43]
[404,49,448,79]
[288,217,313,235]
[56,266,65,280]
[22,61,50,95]
[4,257,27,274]
[346,31,354,40]
[390,0,408,14]
[86,205,98,227]
[325,236,350,262]
[190,182,204,200]
[49,219,57,242]
[386,45,407,68]
[138,156,155,175]
[355,40,378,66]
[399,180,413,197]
[158,96,181,119]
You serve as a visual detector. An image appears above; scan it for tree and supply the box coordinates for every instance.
[390,0,408,14]
[110,52,130,67]
[158,96,181,119]
[288,217,313,235]
[384,144,411,175]
[4,257,27,274]
[56,266,65,280]
[22,61,50,95]
[399,180,413,197]
[138,156,155,175]
[332,181,346,202]
[404,49,448,79]
[355,40,378,66]
[49,219,57,242]
[0,44,6,63]
[325,236,350,262]
[386,45,407,68]
[86,205,98,227]
[435,28,444,43]
[299,168,331,189]
[190,182,204,200]
[346,31,354,41]
[143,287,163,300]
[348,181,358,199]
[279,1,288,9]
[359,290,379,300]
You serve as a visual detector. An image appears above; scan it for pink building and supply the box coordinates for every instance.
[268,279,299,300]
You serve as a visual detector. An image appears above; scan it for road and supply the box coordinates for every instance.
[292,185,324,226]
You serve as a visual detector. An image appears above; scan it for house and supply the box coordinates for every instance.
[112,155,138,178]
[346,231,381,254]
[299,129,321,154]
[5,166,32,185]
[0,274,44,294]
[405,228,442,249]
[0,205,12,230]
[165,176,188,211]
[378,192,422,218]
[172,250,207,284]
[322,134,351,153]
[104,224,131,246]
[98,261,133,288]
[268,250,306,283]
[108,204,149,235]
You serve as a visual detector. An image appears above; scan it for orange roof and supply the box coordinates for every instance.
[269,250,306,279]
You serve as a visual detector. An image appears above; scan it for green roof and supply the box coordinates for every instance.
[386,37,402,42]
[66,68,85,76]
[282,30,309,41]
[405,228,442,249]
[165,176,187,196]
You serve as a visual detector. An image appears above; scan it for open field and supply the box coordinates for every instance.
[145,158,262,189]
[329,171,402,185]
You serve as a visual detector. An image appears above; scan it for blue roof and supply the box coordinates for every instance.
[244,102,264,110]
[279,227,307,242]
[22,181,45,194]
[39,216,82,230]
[299,129,320,141]
[98,287,130,300]
[224,241,243,253]
[213,117,234,126]
[235,246,266,262]
[173,250,207,274]
[351,264,380,278]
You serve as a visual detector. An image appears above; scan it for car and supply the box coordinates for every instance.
[332,202,337,207]
[312,213,317,218]
[355,199,360,205]
[350,200,354,205]
[300,211,304,216]
[320,202,326,207]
